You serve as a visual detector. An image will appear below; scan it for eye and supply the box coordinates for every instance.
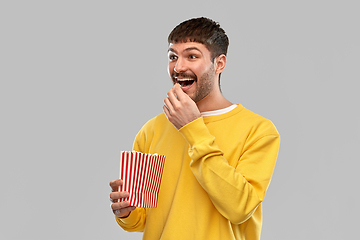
[169,54,178,61]
[189,55,197,59]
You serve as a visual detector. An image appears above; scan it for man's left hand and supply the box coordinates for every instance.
[163,83,201,130]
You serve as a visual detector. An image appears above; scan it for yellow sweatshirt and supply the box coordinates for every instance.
[116,104,280,240]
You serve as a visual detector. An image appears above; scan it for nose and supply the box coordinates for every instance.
[174,57,187,73]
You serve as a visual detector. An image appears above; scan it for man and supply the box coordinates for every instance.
[110,17,280,240]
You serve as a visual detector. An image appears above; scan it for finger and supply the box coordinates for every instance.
[111,200,136,217]
[109,179,123,192]
[167,88,179,105]
[111,200,132,210]
[164,97,174,114]
[110,191,130,202]
[173,83,187,101]
[163,105,170,118]
[113,206,136,218]
[111,200,135,212]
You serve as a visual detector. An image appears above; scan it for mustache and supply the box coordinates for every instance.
[172,72,197,79]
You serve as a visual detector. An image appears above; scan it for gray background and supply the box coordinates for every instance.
[1,1,359,239]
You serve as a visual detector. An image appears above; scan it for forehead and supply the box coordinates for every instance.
[168,41,210,55]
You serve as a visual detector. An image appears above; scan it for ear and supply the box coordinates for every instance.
[214,54,227,75]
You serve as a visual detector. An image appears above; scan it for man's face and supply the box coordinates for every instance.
[167,41,216,103]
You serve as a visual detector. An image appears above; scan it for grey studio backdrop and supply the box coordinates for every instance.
[1,1,359,239]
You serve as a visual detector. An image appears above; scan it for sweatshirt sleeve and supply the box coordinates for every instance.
[179,117,280,224]
[115,207,147,232]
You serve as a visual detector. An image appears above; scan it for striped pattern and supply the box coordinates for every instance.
[119,151,165,208]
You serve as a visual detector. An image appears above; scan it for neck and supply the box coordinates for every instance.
[196,90,232,112]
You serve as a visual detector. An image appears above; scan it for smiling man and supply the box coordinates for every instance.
[110,17,280,240]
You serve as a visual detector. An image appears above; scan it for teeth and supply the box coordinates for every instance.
[177,79,195,89]
[177,78,193,81]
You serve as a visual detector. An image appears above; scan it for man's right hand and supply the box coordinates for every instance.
[109,179,136,218]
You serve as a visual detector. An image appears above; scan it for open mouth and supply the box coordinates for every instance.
[175,78,195,89]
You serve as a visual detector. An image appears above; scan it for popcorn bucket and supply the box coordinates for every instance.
[119,151,165,208]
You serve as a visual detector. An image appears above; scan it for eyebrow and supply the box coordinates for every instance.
[168,47,202,54]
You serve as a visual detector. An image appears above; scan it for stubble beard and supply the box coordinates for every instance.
[191,65,215,103]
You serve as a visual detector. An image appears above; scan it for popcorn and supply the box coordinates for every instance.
[119,151,166,208]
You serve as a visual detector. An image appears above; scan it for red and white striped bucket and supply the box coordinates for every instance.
[119,151,166,208]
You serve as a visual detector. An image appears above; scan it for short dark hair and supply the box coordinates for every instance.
[168,17,229,62]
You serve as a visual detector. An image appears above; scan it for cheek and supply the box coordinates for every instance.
[192,67,203,79]
[192,63,207,74]
[167,63,174,77]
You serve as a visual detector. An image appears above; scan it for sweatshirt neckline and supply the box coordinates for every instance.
[200,104,238,117]
[202,103,244,123]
